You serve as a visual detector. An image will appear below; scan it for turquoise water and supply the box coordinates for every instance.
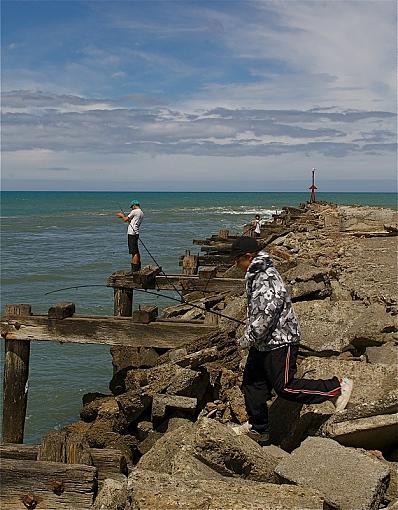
[1,191,396,442]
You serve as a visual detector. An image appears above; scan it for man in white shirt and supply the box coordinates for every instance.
[116,199,144,272]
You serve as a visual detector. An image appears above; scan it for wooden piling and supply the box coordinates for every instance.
[113,288,133,317]
[2,304,32,443]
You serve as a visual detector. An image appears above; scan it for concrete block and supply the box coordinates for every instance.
[275,437,390,510]
[321,389,398,450]
[151,394,197,421]
[127,468,327,509]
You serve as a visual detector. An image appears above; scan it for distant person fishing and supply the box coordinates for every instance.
[243,213,262,238]
[116,199,144,272]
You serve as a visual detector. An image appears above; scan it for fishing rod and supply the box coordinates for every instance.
[44,284,245,325]
[118,204,185,301]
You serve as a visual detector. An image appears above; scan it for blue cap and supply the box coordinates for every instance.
[130,199,140,207]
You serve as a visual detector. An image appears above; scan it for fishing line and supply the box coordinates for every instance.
[44,284,245,325]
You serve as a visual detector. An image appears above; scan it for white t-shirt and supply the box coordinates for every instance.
[127,208,144,235]
[254,219,261,234]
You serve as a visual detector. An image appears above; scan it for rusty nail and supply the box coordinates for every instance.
[21,493,38,509]
[50,480,65,495]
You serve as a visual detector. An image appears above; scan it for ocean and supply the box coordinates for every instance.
[1,191,397,443]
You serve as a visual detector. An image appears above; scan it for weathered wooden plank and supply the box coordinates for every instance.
[107,273,244,293]
[0,458,97,510]
[155,275,245,293]
[0,444,129,481]
[1,315,217,348]
[179,254,233,265]
[200,242,232,252]
[0,443,38,461]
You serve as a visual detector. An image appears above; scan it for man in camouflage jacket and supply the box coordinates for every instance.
[231,236,353,445]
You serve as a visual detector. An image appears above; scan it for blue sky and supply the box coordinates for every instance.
[2,0,397,191]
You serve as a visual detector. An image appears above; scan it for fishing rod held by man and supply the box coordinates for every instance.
[116,199,144,272]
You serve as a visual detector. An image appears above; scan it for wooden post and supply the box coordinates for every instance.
[113,288,133,317]
[2,304,32,444]
[182,251,199,276]
[218,228,229,240]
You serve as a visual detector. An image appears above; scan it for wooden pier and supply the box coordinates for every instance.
[0,227,247,508]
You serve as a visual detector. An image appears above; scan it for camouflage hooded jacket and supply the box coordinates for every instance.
[240,250,300,351]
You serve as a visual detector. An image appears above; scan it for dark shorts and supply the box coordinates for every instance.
[128,234,139,255]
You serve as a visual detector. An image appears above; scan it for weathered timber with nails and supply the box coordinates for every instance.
[1,313,217,348]
[107,271,245,293]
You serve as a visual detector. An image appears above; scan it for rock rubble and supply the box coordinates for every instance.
[49,202,398,509]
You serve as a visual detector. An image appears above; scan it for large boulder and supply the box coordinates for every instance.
[275,437,390,510]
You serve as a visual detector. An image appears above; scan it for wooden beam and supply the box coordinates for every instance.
[155,275,245,293]
[1,314,217,348]
[0,458,97,510]
[107,273,244,293]
[0,444,129,482]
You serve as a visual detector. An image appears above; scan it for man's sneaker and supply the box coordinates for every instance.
[231,421,270,445]
[334,377,354,412]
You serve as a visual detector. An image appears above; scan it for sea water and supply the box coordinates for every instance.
[1,191,396,442]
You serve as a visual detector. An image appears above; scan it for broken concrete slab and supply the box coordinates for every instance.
[294,301,395,355]
[115,390,151,425]
[126,468,327,510]
[191,418,281,482]
[275,437,390,510]
[110,346,159,372]
[138,422,195,474]
[320,389,398,451]
[289,280,330,301]
[338,206,398,232]
[366,343,398,367]
[269,398,334,452]
[137,431,163,456]
[323,414,398,451]
[337,237,397,307]
[283,263,330,283]
[92,478,127,510]
[151,394,197,422]
[296,358,397,406]
[269,361,397,452]
[218,295,246,336]
[165,366,210,400]
[80,395,116,423]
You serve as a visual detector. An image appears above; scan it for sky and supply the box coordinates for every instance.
[1,0,397,192]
